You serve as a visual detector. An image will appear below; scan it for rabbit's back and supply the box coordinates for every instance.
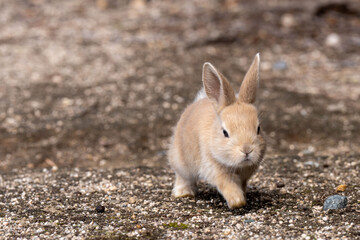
[168,98,215,175]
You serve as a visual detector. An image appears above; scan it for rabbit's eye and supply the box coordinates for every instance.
[257,125,261,135]
[222,129,229,138]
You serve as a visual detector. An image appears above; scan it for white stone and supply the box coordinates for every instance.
[325,33,341,48]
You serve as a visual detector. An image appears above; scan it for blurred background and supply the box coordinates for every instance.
[0,0,359,170]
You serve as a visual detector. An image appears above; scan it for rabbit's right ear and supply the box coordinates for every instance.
[202,63,236,110]
[237,53,260,104]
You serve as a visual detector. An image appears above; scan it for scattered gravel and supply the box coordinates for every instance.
[0,154,359,239]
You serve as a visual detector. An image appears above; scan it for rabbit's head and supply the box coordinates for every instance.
[203,54,266,168]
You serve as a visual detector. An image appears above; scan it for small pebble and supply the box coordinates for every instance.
[272,61,288,71]
[304,161,320,167]
[325,33,341,48]
[302,146,315,155]
[95,205,105,213]
[244,219,255,223]
[323,195,347,211]
[276,182,285,188]
[223,229,231,235]
[298,205,309,211]
[281,13,296,28]
[336,184,347,192]
[129,197,136,204]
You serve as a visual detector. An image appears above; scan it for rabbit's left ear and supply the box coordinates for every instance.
[237,53,260,104]
[202,62,236,111]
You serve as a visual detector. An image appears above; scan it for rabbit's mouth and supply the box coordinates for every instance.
[239,154,258,165]
[241,158,253,165]
[241,152,253,162]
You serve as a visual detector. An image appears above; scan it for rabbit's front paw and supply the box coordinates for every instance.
[224,189,246,209]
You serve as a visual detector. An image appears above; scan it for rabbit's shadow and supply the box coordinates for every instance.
[192,183,291,215]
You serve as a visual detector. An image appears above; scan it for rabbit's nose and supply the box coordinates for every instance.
[242,144,253,155]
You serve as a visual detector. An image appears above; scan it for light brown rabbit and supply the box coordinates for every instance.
[168,54,266,209]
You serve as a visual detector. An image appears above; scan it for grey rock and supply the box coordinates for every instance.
[323,195,348,211]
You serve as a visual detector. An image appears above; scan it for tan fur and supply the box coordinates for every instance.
[168,54,266,209]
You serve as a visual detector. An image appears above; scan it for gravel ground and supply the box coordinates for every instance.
[0,154,359,239]
[0,0,360,239]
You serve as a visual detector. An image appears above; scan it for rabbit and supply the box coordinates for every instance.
[168,54,266,209]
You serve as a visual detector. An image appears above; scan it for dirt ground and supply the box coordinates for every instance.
[0,0,359,239]
[0,0,359,170]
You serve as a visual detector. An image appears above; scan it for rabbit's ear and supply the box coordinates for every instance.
[202,63,236,110]
[238,53,260,104]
